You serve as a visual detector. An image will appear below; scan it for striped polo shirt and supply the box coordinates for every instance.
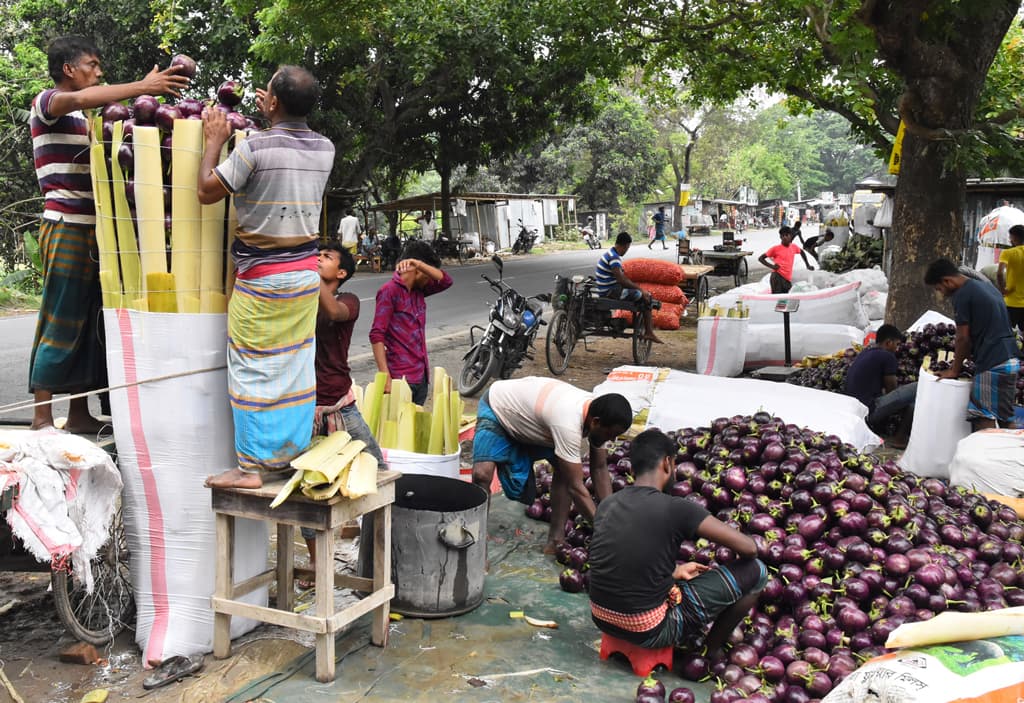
[595,247,623,294]
[30,89,95,225]
[214,121,335,272]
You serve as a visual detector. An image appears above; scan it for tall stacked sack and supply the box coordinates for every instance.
[617,259,688,330]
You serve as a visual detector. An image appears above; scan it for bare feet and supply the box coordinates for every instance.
[542,542,560,556]
[204,468,262,489]
[62,416,108,435]
[645,334,665,344]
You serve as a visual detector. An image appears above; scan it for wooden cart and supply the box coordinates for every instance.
[680,263,713,307]
[700,248,752,286]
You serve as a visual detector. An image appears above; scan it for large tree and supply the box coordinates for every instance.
[622,0,1020,328]
[233,0,629,235]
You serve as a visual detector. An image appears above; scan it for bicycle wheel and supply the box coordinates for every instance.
[52,506,134,646]
[632,308,653,365]
[458,343,499,397]
[545,309,576,375]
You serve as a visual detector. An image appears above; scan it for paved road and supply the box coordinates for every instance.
[0,229,801,424]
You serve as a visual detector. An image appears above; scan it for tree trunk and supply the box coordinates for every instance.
[439,158,452,240]
[884,132,962,329]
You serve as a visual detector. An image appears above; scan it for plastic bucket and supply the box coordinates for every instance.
[390,474,488,618]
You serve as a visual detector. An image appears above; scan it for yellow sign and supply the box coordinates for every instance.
[888,121,905,175]
[678,182,691,207]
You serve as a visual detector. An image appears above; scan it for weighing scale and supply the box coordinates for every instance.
[750,298,804,382]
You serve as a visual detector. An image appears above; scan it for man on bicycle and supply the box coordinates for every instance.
[595,232,662,344]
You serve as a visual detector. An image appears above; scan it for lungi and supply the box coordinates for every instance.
[228,266,319,472]
[29,219,107,393]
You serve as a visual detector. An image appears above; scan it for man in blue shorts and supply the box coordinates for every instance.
[596,232,662,343]
[649,206,668,250]
[588,429,768,656]
[471,377,632,554]
[925,258,1020,430]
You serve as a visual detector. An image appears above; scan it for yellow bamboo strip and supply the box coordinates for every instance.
[134,126,167,297]
[146,272,178,313]
[88,143,121,300]
[171,119,203,313]
[199,139,227,313]
[110,121,142,307]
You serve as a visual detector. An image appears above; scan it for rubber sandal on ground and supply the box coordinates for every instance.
[142,654,204,690]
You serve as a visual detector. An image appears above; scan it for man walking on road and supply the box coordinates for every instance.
[337,208,361,255]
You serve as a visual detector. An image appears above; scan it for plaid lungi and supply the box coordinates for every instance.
[29,218,107,393]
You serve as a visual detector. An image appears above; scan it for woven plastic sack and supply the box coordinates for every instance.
[822,636,1024,703]
[697,316,748,376]
[948,429,1024,496]
[898,366,971,479]
[638,282,686,305]
[622,258,684,285]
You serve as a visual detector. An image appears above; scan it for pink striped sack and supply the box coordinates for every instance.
[696,315,749,377]
[104,309,267,665]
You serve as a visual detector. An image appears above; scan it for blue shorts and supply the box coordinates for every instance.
[473,392,556,504]
[601,285,644,302]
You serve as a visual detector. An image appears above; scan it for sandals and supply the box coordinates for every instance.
[142,654,204,690]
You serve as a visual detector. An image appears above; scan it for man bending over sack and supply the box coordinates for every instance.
[471,377,632,553]
[925,258,1020,431]
[588,429,768,655]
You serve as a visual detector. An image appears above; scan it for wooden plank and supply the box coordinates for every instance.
[211,597,327,633]
[232,568,275,598]
[293,568,372,593]
[372,504,392,646]
[277,523,295,613]
[213,513,234,658]
[315,525,336,682]
[218,470,401,502]
[680,264,713,278]
[327,585,395,633]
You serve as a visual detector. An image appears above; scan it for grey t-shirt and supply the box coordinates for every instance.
[952,278,1018,372]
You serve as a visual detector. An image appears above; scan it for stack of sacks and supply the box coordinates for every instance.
[612,259,688,330]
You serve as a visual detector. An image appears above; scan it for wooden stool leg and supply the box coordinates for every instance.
[277,523,295,613]
[314,527,336,682]
[213,513,235,659]
[372,505,392,646]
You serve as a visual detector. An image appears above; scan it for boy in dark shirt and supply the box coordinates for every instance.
[301,243,385,581]
[588,430,766,655]
[844,324,916,448]
[925,258,1020,430]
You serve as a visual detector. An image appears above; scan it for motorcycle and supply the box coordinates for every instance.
[458,255,546,396]
[511,219,538,255]
[579,223,601,250]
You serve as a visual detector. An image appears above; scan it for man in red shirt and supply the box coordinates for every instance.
[369,240,453,405]
[758,226,814,294]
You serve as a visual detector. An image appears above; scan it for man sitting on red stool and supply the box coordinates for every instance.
[588,429,767,655]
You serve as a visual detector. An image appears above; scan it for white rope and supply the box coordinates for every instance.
[0,365,227,417]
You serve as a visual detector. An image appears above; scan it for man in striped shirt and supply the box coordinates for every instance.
[594,232,662,343]
[199,66,335,490]
[28,36,188,432]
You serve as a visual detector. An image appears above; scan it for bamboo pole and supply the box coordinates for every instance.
[110,121,142,308]
[170,119,203,313]
[134,126,169,299]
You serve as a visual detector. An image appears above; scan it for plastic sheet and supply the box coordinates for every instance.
[104,309,268,664]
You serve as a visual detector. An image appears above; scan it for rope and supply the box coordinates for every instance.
[0,365,227,417]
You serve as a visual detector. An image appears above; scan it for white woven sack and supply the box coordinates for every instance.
[104,309,267,664]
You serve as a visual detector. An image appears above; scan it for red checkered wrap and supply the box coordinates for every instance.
[590,585,682,633]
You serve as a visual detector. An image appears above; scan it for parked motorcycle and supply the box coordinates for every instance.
[579,219,601,250]
[458,255,546,396]
[511,219,538,255]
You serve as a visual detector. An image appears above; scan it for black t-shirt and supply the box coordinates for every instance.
[315,292,359,406]
[588,486,710,640]
[952,278,1018,372]
[843,346,898,411]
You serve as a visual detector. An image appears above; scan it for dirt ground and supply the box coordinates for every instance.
[0,319,699,703]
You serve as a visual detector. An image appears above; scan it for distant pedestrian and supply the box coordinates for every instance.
[337,208,361,254]
[649,207,668,250]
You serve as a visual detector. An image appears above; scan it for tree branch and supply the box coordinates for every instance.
[784,83,892,151]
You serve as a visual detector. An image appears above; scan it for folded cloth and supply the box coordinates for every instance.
[2,429,122,592]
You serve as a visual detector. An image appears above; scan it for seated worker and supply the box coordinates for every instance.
[588,429,768,655]
[595,232,662,344]
[380,231,402,270]
[803,229,835,263]
[471,377,632,553]
[843,324,917,448]
[758,226,814,294]
[358,229,379,258]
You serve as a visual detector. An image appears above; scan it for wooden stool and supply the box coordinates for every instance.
[599,632,674,676]
[210,470,399,683]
